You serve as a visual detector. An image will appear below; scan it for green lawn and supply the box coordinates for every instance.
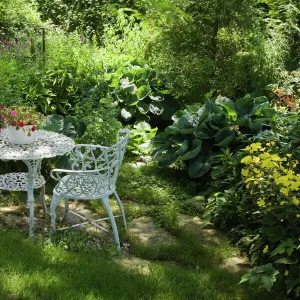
[0,163,287,300]
[0,229,284,300]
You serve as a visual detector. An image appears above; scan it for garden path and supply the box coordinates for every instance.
[0,197,250,273]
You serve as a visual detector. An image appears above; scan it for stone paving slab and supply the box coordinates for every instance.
[128,216,178,247]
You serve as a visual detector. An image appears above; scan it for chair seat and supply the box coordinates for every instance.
[54,174,115,199]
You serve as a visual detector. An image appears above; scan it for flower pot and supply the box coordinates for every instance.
[7,125,37,144]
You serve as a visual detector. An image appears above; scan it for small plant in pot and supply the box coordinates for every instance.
[0,105,44,144]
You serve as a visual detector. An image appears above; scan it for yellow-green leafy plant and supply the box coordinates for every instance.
[239,142,300,296]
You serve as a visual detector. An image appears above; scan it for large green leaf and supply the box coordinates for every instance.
[239,264,279,292]
[149,94,163,101]
[165,125,178,135]
[158,147,179,167]
[121,107,135,122]
[270,239,295,257]
[208,114,226,130]
[45,114,64,130]
[137,101,149,114]
[252,97,269,115]
[234,96,254,117]
[196,102,210,124]
[188,155,211,178]
[149,101,164,115]
[215,135,235,147]
[136,85,151,100]
[62,117,83,138]
[214,127,235,144]
[194,128,213,139]
[177,114,191,128]
[171,110,185,122]
[198,116,215,132]
[122,83,136,93]
[134,121,151,132]
[176,140,189,156]
[181,139,202,160]
[126,94,139,106]
[248,118,268,131]
[261,108,277,119]
[235,115,249,127]
[43,123,61,132]
[215,96,237,121]
[152,141,172,159]
[152,132,170,144]
[169,134,185,144]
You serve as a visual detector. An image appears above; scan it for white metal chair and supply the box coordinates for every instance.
[50,128,130,249]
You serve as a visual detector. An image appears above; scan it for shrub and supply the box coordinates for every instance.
[152,95,277,178]
[0,0,42,40]
[237,142,300,295]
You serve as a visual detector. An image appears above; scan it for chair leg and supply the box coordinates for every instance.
[50,194,62,231]
[101,196,120,250]
[114,191,126,229]
[62,198,69,221]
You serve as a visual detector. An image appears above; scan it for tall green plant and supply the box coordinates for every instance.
[143,0,299,101]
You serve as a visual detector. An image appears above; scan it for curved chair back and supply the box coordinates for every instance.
[62,128,130,196]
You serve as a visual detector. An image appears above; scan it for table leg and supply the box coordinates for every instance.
[37,161,47,214]
[39,185,47,213]
[23,159,42,237]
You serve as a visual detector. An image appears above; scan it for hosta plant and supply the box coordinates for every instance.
[106,63,165,123]
[152,95,277,178]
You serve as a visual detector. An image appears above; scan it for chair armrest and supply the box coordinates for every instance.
[50,168,103,181]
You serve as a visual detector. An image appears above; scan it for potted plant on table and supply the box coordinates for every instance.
[0,105,44,144]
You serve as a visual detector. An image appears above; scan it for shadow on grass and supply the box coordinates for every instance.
[125,230,287,300]
[0,228,284,300]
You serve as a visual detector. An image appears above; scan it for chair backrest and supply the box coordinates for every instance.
[68,128,130,195]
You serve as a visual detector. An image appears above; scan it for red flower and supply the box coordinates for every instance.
[0,106,2,110]
[11,121,16,126]
[18,121,25,127]
[31,125,37,131]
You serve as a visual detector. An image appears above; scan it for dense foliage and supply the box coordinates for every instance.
[0,0,299,296]
[152,96,277,178]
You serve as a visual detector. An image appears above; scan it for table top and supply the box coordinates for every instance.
[0,130,75,160]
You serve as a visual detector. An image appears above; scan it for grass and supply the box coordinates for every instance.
[0,229,283,300]
[0,162,288,300]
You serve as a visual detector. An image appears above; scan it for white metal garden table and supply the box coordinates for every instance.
[0,130,75,236]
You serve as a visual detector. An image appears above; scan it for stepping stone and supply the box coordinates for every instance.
[177,213,226,245]
[221,256,251,273]
[128,216,177,247]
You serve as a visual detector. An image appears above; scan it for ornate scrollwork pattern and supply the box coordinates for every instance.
[51,129,130,199]
[0,172,45,191]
